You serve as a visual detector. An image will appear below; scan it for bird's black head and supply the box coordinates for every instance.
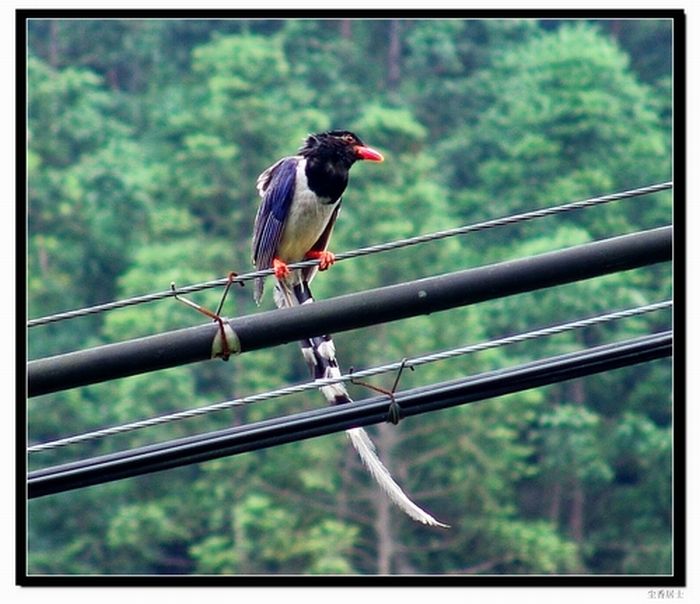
[299,130,384,166]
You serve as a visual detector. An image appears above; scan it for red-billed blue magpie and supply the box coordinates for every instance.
[252,131,446,527]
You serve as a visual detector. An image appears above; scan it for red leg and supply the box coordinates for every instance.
[306,250,336,271]
[273,257,291,279]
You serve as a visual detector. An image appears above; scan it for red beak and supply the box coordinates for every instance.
[354,145,384,162]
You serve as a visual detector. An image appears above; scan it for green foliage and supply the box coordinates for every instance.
[189,493,358,574]
[28,55,155,356]
[539,404,614,486]
[482,518,581,573]
[440,22,670,242]
[27,18,673,576]
[107,503,191,565]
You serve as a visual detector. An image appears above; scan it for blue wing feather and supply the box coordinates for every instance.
[252,157,298,303]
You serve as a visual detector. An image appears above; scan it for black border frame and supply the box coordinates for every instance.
[17,7,687,588]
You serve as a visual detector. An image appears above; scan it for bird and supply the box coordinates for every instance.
[251,130,447,527]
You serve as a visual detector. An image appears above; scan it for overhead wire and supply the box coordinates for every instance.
[28,226,672,397]
[27,181,672,328]
[28,299,672,454]
[28,330,673,499]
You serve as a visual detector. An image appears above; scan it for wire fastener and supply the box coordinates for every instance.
[170,282,240,360]
[350,358,413,424]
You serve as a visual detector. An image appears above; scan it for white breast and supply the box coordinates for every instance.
[276,160,340,263]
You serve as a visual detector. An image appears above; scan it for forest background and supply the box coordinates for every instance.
[26,17,674,575]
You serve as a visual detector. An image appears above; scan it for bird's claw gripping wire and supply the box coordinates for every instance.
[305,250,336,271]
[350,358,413,425]
[170,277,242,361]
[273,257,291,279]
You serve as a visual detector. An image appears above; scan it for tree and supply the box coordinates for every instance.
[26,18,673,576]
[439,22,670,236]
[434,21,672,574]
[27,55,155,356]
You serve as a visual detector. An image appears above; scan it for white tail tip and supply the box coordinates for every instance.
[346,427,449,528]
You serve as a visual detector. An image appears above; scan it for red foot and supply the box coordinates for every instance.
[306,250,336,271]
[273,257,290,279]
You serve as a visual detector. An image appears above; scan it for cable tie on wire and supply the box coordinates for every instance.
[169,281,240,360]
[351,358,411,424]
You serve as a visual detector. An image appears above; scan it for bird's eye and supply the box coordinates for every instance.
[342,134,355,143]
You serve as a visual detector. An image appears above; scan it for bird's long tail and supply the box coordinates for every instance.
[273,278,448,528]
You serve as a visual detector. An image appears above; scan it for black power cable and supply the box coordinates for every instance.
[27,226,672,397]
[28,331,672,499]
[29,300,671,453]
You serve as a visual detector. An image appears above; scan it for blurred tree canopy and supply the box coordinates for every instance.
[26,17,673,576]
